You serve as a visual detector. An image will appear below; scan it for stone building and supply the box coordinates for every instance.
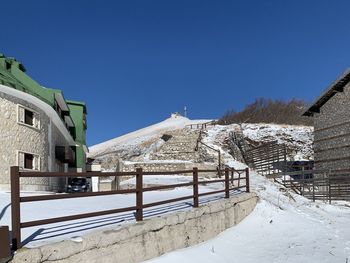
[0,53,88,191]
[303,69,350,172]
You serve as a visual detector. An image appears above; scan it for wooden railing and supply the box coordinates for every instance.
[185,121,216,130]
[245,141,287,177]
[279,168,350,203]
[10,166,249,250]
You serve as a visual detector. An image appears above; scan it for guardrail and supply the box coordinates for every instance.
[277,168,350,203]
[185,121,216,130]
[10,166,249,250]
[245,141,287,176]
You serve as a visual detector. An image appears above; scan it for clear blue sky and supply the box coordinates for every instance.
[2,1,350,146]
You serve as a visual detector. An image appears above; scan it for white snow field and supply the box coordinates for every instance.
[146,171,350,263]
[0,179,233,248]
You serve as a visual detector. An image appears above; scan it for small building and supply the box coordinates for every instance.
[303,69,350,172]
[0,53,88,191]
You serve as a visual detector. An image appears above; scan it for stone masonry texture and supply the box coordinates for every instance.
[313,83,350,172]
[0,91,69,191]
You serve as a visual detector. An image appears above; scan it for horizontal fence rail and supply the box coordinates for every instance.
[245,141,287,177]
[279,168,350,203]
[10,166,249,250]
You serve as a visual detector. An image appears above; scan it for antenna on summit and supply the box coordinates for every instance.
[184,106,187,117]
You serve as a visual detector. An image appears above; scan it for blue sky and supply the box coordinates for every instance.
[2,1,350,146]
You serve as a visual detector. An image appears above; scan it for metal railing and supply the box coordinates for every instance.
[10,166,249,250]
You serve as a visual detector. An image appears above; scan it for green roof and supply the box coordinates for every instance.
[0,53,56,106]
[66,100,87,114]
[0,53,88,169]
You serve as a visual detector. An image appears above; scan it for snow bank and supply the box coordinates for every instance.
[242,123,314,160]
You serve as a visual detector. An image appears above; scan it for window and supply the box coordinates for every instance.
[17,104,40,129]
[24,153,34,169]
[18,151,40,171]
[25,109,33,126]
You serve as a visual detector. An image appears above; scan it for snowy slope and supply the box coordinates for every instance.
[88,115,211,159]
[199,123,313,161]
[142,126,349,263]
[146,170,350,263]
[1,120,349,263]
[242,123,314,160]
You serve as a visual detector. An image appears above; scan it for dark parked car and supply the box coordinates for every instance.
[67,178,90,193]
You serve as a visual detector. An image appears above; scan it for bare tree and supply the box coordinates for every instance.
[218,98,313,126]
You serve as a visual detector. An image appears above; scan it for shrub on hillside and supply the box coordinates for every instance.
[218,98,313,126]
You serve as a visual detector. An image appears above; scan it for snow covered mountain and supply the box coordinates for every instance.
[88,115,314,173]
[88,114,212,159]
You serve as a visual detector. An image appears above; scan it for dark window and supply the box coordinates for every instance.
[5,61,11,70]
[24,153,34,169]
[25,109,33,126]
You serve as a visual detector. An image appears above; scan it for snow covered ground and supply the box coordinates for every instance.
[0,178,232,248]
[88,114,212,159]
[146,170,350,263]
[241,123,313,160]
[2,116,346,262]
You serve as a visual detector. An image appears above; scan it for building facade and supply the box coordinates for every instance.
[0,53,88,191]
[303,69,350,172]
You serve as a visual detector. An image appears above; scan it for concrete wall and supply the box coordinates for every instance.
[121,162,218,176]
[314,83,350,171]
[0,91,71,191]
[12,192,258,263]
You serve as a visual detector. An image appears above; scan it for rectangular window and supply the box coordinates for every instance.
[24,153,34,169]
[18,151,40,171]
[25,109,33,126]
[17,104,40,129]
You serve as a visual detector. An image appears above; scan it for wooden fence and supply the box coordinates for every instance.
[10,166,249,250]
[185,121,216,130]
[277,168,350,203]
[245,141,287,177]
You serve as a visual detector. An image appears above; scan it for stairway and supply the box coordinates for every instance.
[149,128,201,162]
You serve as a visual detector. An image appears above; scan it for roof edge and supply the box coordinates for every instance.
[303,69,350,116]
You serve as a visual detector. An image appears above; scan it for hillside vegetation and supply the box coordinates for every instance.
[218,98,313,126]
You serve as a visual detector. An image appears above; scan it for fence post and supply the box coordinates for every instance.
[312,178,315,202]
[328,177,331,204]
[225,168,230,198]
[0,226,11,261]
[245,168,250,193]
[238,171,241,188]
[193,167,199,208]
[218,151,221,177]
[11,166,21,250]
[231,169,234,185]
[135,168,143,221]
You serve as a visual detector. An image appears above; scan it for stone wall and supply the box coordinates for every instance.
[11,192,258,263]
[0,91,70,191]
[121,161,218,177]
[314,83,350,171]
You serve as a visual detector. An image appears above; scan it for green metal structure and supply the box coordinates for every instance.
[67,100,88,169]
[0,53,88,170]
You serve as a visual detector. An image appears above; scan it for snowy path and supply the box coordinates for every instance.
[146,171,350,263]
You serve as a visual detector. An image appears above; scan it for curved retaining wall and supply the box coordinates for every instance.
[12,192,258,263]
